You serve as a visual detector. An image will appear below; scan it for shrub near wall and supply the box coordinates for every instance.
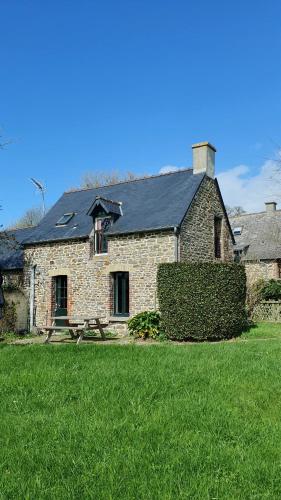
[157,263,247,341]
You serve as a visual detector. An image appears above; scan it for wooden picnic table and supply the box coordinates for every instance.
[42,316,107,344]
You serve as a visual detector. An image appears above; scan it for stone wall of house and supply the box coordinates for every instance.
[23,176,233,333]
[179,176,233,262]
[24,231,175,330]
[243,260,279,286]
[2,269,23,289]
[1,270,28,332]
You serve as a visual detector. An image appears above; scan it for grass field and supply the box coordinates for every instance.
[1,323,281,499]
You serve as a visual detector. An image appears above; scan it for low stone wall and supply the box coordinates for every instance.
[0,271,28,333]
[0,290,28,333]
[244,261,279,286]
[252,301,281,322]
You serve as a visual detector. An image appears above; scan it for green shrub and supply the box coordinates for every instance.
[260,279,281,300]
[157,262,247,341]
[128,311,162,339]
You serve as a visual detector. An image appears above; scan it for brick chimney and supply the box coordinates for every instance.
[265,201,277,213]
[192,142,216,178]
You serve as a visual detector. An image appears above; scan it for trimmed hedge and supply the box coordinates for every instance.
[157,262,247,341]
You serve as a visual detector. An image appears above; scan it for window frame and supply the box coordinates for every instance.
[233,227,242,236]
[94,215,112,255]
[56,212,75,226]
[113,272,129,316]
[214,216,222,259]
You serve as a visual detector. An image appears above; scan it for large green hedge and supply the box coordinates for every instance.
[157,262,247,341]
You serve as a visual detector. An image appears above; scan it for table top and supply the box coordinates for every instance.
[50,316,100,321]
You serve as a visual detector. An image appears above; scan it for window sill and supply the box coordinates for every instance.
[109,316,130,323]
[94,253,108,257]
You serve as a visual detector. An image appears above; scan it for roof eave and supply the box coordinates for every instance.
[107,226,175,237]
[23,235,89,246]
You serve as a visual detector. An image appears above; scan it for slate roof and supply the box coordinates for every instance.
[0,227,35,270]
[87,196,123,217]
[23,169,206,245]
[231,209,281,260]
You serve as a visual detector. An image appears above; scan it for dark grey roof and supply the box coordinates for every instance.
[231,209,281,260]
[0,227,35,270]
[87,196,123,217]
[23,169,205,244]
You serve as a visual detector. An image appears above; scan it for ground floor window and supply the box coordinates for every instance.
[113,272,129,316]
[52,275,68,317]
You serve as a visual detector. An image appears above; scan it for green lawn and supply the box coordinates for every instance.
[241,321,281,340]
[1,324,281,499]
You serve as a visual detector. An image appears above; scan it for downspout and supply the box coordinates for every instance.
[29,265,36,332]
[174,226,180,262]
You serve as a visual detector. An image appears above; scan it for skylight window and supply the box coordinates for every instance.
[56,213,75,226]
[233,227,242,236]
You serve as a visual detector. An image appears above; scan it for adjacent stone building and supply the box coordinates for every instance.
[0,227,34,331]
[0,142,234,332]
[230,202,281,285]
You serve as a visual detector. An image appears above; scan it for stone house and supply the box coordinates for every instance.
[230,201,281,285]
[0,142,234,332]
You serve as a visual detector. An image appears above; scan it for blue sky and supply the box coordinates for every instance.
[1,0,281,227]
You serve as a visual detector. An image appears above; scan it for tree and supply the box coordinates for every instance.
[226,205,246,217]
[9,206,44,229]
[80,170,138,189]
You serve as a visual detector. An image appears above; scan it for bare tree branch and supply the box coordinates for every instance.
[79,170,139,189]
[226,205,246,217]
[8,206,44,229]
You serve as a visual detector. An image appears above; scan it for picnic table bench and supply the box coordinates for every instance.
[42,316,108,344]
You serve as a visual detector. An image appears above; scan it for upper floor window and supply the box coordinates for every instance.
[214,217,222,259]
[95,216,112,254]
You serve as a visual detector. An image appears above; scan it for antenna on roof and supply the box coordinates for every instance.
[30,177,46,215]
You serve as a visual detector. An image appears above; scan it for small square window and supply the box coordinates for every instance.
[233,227,242,236]
[56,213,75,226]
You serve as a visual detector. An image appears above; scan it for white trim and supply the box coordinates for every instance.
[29,265,36,331]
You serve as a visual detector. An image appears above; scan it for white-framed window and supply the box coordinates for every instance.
[94,216,112,254]
[233,227,242,236]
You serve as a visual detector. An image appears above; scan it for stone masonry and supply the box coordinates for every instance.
[24,231,176,329]
[23,176,233,332]
[244,260,279,286]
[180,176,233,262]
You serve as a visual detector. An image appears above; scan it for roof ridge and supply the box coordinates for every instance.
[231,209,281,219]
[4,225,37,232]
[64,168,193,194]
[95,196,122,205]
